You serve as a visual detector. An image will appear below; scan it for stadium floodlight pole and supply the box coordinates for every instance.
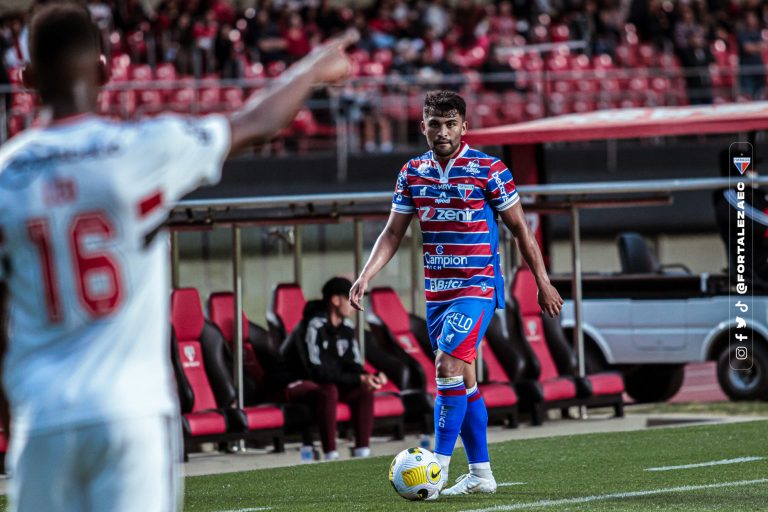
[170,231,180,289]
[354,218,365,360]
[232,225,246,450]
[570,204,587,420]
[293,224,303,285]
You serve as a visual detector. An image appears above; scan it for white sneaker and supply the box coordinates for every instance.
[441,473,497,496]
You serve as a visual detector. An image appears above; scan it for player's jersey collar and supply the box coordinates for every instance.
[432,142,469,183]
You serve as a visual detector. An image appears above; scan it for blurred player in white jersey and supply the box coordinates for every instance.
[0,3,354,511]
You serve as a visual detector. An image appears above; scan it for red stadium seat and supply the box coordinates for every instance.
[367,287,518,426]
[199,87,222,113]
[0,429,7,473]
[171,288,285,457]
[155,63,177,82]
[500,91,525,124]
[221,87,244,110]
[508,269,624,424]
[168,86,196,113]
[129,63,153,82]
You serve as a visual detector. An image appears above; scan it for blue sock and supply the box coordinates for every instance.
[434,377,467,458]
[460,385,490,464]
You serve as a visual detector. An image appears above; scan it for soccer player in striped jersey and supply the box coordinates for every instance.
[0,3,354,511]
[350,90,562,497]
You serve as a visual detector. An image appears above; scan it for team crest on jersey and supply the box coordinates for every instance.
[464,159,481,175]
[457,184,474,200]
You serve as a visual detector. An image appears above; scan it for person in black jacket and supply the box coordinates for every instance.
[280,277,386,460]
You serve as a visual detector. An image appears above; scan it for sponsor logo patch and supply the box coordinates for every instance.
[420,207,475,222]
[429,279,463,291]
[446,311,473,333]
[464,159,481,175]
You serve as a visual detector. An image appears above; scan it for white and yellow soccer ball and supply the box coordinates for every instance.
[389,447,442,500]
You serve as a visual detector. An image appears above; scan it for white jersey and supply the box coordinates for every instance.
[0,113,230,436]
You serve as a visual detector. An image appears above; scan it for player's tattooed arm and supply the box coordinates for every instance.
[0,283,9,436]
[499,203,564,318]
[227,31,356,154]
[350,211,412,311]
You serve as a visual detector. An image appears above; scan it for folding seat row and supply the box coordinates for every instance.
[506,269,624,424]
[170,288,286,458]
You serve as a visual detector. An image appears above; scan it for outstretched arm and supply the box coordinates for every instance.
[499,203,563,317]
[350,211,413,310]
[227,32,355,154]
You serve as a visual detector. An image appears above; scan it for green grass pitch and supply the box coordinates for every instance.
[0,420,764,511]
[182,420,768,511]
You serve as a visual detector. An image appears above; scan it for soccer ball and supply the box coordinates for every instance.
[389,447,442,500]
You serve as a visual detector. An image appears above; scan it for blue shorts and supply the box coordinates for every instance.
[426,298,496,363]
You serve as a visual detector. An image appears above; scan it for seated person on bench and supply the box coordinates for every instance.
[280,277,386,460]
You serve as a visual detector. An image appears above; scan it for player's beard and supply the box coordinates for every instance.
[432,139,459,159]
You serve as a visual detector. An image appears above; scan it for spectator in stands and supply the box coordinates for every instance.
[214,22,241,78]
[254,7,286,66]
[737,11,766,99]
[280,278,385,460]
[488,0,518,42]
[170,11,196,75]
[673,4,705,54]
[2,15,26,70]
[282,12,312,63]
[679,31,714,105]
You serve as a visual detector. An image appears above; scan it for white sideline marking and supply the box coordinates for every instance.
[645,456,765,472]
[497,482,526,487]
[218,508,272,512]
[459,478,768,512]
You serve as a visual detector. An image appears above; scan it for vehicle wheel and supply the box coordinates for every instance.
[623,364,685,403]
[716,342,768,401]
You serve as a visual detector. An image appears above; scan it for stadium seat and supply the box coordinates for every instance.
[267,283,406,437]
[0,430,6,474]
[170,288,285,457]
[508,269,624,424]
[207,292,323,445]
[367,287,518,427]
[267,282,306,349]
[617,232,691,275]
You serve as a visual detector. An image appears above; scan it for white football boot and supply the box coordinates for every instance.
[441,473,497,496]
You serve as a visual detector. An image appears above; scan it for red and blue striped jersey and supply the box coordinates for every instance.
[391,142,519,308]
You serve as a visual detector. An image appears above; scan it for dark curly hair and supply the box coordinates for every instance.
[423,90,466,119]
